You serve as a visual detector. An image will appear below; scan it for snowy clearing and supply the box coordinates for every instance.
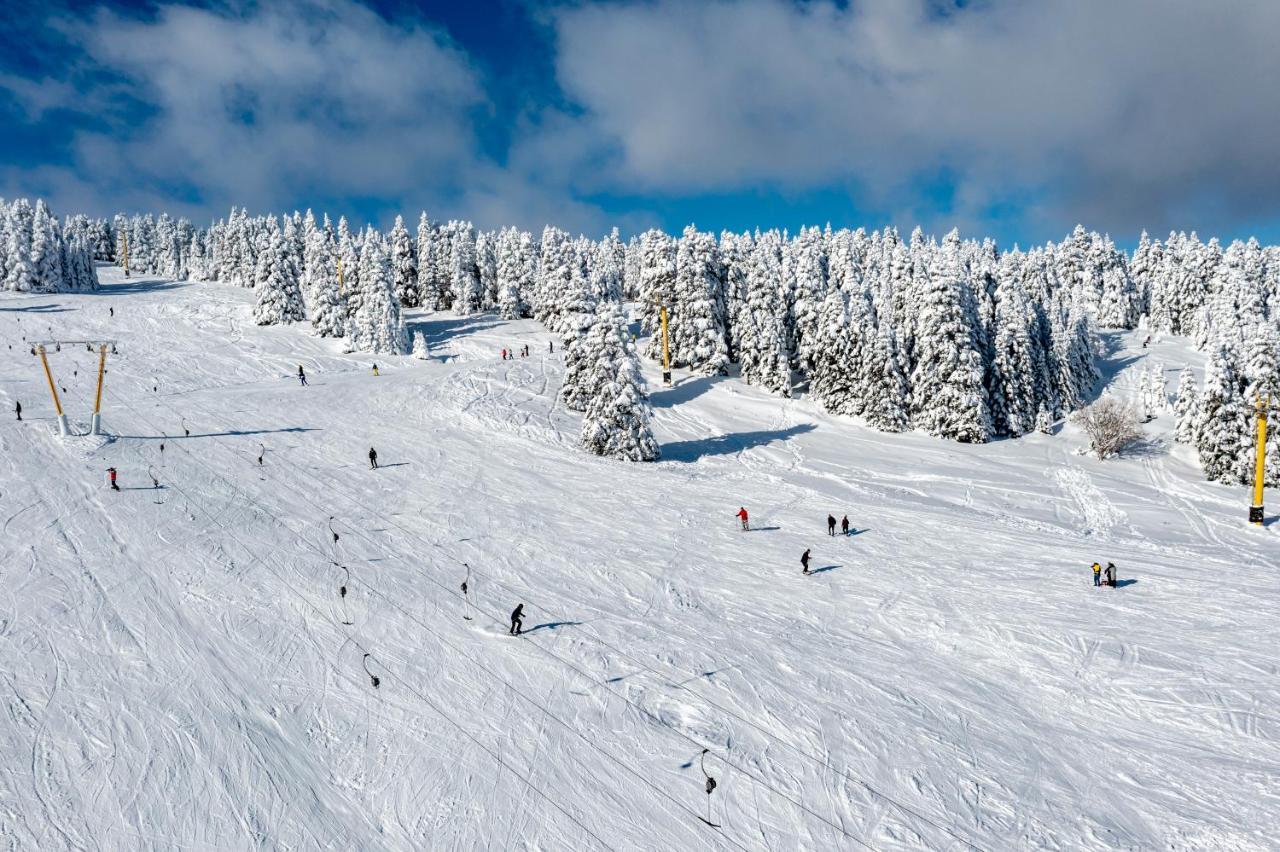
[0,266,1276,851]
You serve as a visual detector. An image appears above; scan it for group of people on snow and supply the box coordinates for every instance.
[1092,561,1119,587]
[501,345,531,360]
[735,507,855,576]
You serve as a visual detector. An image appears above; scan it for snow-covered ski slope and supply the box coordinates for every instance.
[1,266,1276,851]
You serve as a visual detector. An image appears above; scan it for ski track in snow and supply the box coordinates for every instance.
[0,268,1277,850]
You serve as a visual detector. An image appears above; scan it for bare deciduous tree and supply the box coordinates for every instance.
[1073,396,1144,459]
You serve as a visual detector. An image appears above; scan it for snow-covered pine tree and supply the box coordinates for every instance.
[1096,237,1140,328]
[670,225,729,375]
[29,200,63,292]
[337,216,361,315]
[450,221,483,315]
[909,231,992,442]
[806,288,858,415]
[636,229,677,361]
[348,229,409,354]
[495,227,532,320]
[990,261,1051,436]
[579,299,660,462]
[411,330,430,359]
[1195,341,1250,483]
[788,225,829,374]
[862,311,911,432]
[735,230,791,395]
[5,200,36,293]
[389,215,419,307]
[559,305,599,412]
[1129,230,1158,320]
[252,219,306,325]
[1173,367,1199,444]
[476,230,498,310]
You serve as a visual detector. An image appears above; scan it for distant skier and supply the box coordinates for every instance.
[298,365,308,386]
[372,363,380,377]
[107,467,120,491]
[510,603,524,635]
[549,341,554,354]
[1092,562,1102,587]
[109,306,114,318]
[736,506,749,531]
[501,348,507,360]
[841,515,850,535]
[827,514,836,536]
[14,401,20,421]
[1105,562,1117,588]
[801,548,811,575]
[369,447,378,469]
[258,444,265,465]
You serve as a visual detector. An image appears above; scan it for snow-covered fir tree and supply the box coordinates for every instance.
[495,227,532,320]
[347,229,409,355]
[252,219,306,326]
[476,230,498,310]
[389,215,419,307]
[734,231,791,395]
[636,229,677,361]
[411,330,430,360]
[1195,341,1250,483]
[909,231,992,442]
[449,221,483,315]
[670,225,729,375]
[578,300,660,462]
[1173,367,1199,444]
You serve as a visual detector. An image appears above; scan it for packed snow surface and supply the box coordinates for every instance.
[1,267,1276,851]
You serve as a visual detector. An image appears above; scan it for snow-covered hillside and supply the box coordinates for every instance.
[1,266,1276,851]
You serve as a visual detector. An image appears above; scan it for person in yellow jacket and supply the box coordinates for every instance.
[1091,562,1102,587]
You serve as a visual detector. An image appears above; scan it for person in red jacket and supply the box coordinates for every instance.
[736,506,749,531]
[107,467,119,491]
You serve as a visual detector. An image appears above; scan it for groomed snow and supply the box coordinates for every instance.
[0,266,1276,850]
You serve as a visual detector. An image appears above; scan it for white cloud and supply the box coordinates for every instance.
[543,0,1280,237]
[0,0,624,235]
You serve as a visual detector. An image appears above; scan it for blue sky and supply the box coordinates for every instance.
[5,0,1280,249]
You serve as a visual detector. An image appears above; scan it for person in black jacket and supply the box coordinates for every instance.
[801,548,811,575]
[369,447,378,469]
[827,514,837,536]
[510,603,525,635]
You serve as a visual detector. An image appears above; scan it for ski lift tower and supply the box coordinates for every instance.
[32,339,117,437]
[1249,394,1275,526]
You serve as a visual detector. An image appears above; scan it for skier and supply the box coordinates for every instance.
[109,306,114,318]
[841,515,850,535]
[501,348,507,360]
[510,603,524,636]
[14,401,20,421]
[372,363,380,377]
[827,514,836,536]
[736,506,749,531]
[298,365,308,386]
[369,447,378,470]
[801,548,811,575]
[549,341,554,354]
[1092,562,1102,587]
[107,467,120,491]
[1106,562,1117,588]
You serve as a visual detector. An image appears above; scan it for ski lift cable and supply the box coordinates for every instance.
[108,392,713,851]
[108,393,616,852]
[123,371,978,849]
[129,387,895,848]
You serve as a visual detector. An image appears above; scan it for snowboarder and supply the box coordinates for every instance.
[298,365,307,386]
[1092,562,1102,587]
[14,401,20,421]
[841,515,850,535]
[736,506,749,531]
[510,603,524,635]
[827,514,836,536]
[107,467,119,491]
[372,363,380,376]
[368,447,378,470]
[801,548,811,575]
[1105,562,1117,588]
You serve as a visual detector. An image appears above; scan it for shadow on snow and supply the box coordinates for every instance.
[662,423,817,463]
